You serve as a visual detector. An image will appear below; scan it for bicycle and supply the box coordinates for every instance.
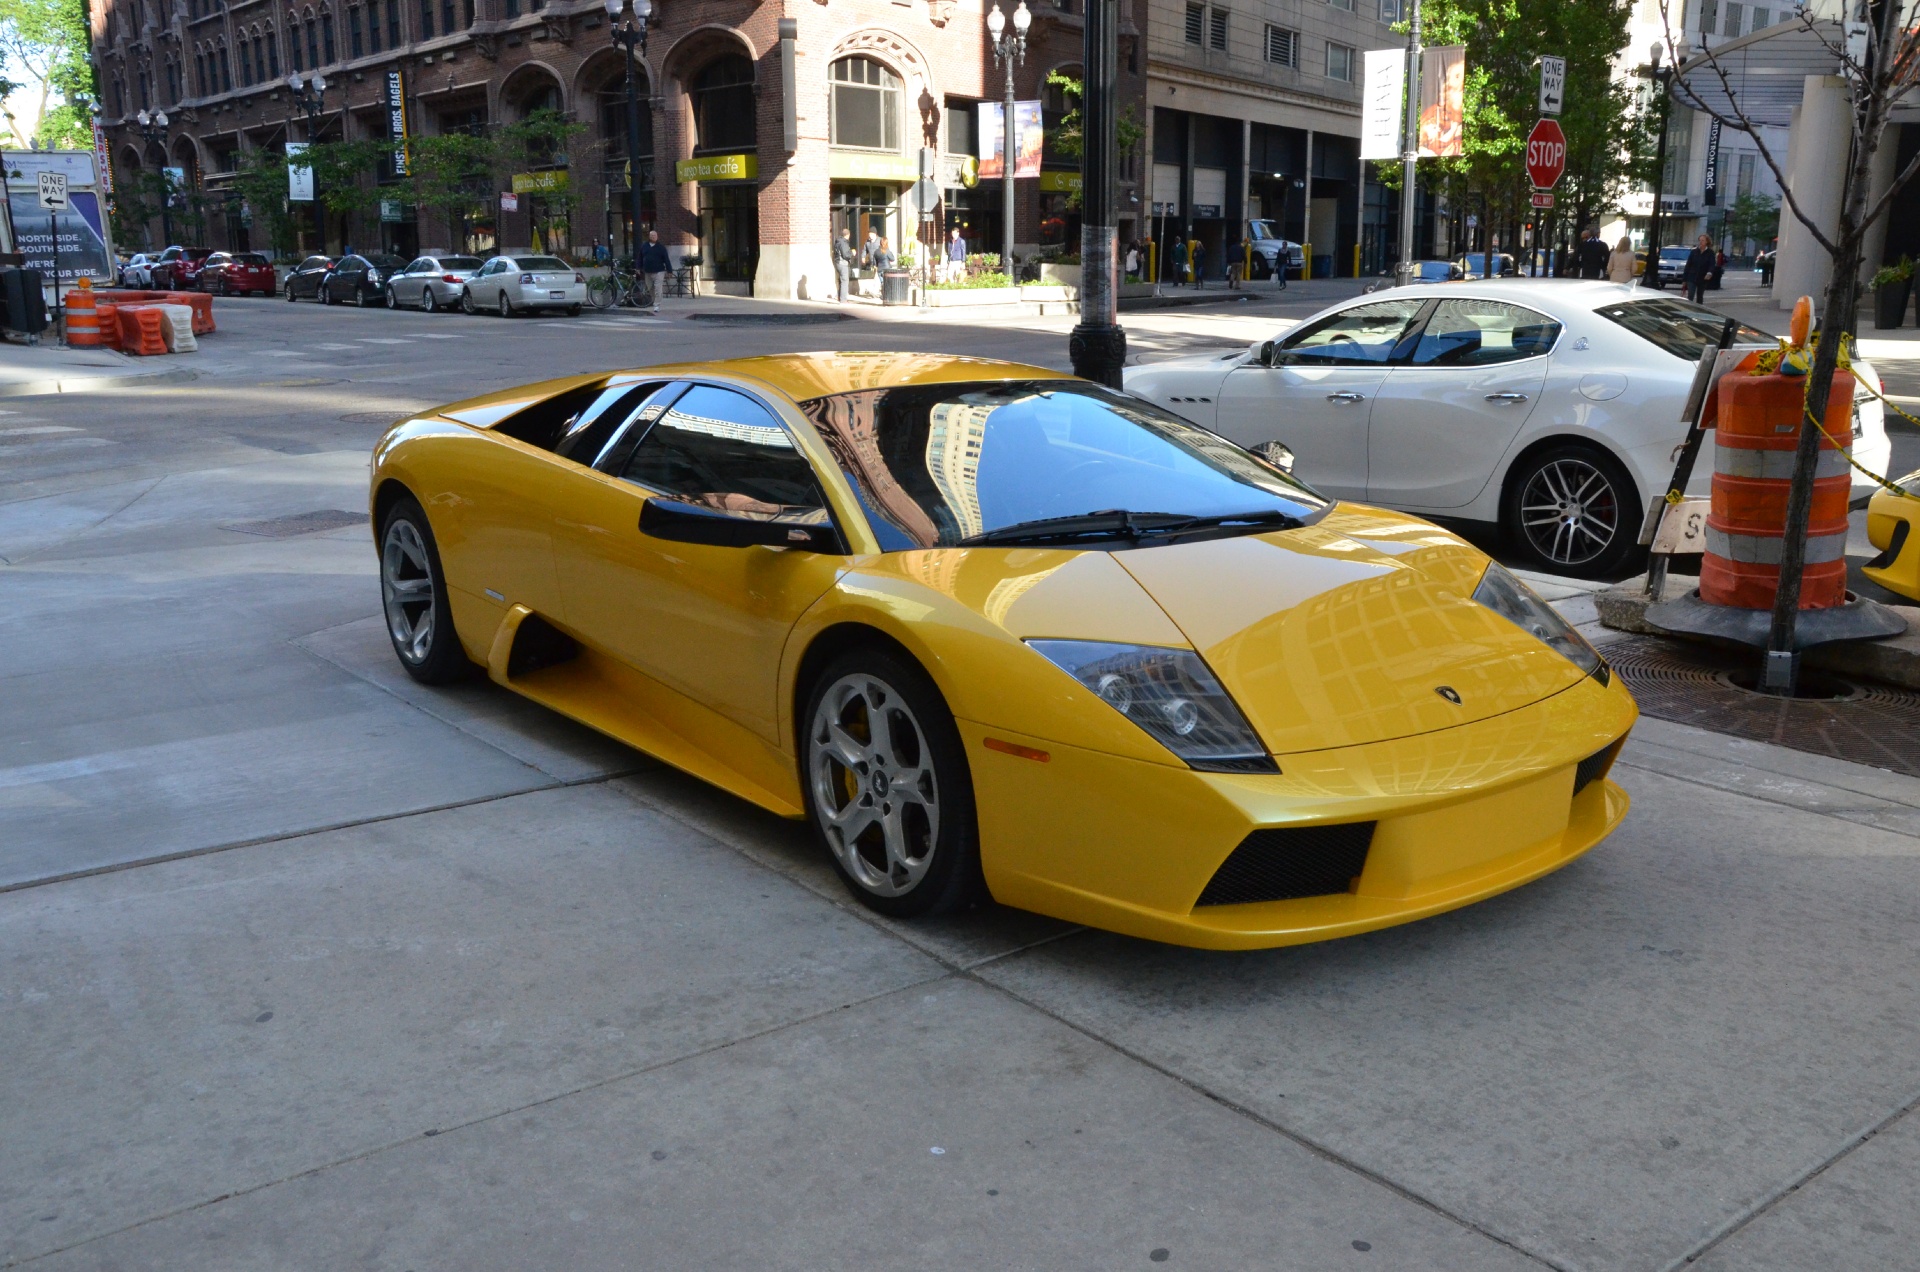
[586,264,655,311]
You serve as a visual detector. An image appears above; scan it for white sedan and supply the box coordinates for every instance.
[460,255,587,317]
[1123,280,1890,576]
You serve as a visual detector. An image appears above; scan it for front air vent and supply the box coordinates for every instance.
[1195,822,1375,907]
[1573,737,1626,797]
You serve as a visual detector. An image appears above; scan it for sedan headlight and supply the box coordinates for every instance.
[1472,564,1608,682]
[1026,640,1275,772]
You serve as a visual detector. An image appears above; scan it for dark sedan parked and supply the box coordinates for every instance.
[322,254,409,306]
[284,255,336,301]
[197,251,278,296]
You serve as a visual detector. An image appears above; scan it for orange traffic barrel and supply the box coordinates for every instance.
[65,283,99,346]
[1700,364,1854,609]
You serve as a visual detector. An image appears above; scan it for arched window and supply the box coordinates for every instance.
[829,56,900,151]
[288,16,302,69]
[348,6,361,56]
[691,54,754,153]
[306,12,319,69]
[417,0,432,38]
[367,0,380,52]
[321,9,335,62]
[599,74,653,157]
[266,24,280,75]
[385,0,398,48]
[218,44,231,91]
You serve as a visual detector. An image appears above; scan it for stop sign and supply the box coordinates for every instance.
[1526,118,1567,189]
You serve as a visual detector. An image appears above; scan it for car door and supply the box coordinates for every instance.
[1366,297,1558,511]
[1211,297,1428,500]
[466,259,495,307]
[550,381,847,742]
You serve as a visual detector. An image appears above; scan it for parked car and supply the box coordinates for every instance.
[120,252,160,287]
[460,255,587,316]
[1656,245,1691,286]
[1456,252,1518,279]
[1241,219,1306,280]
[384,255,485,312]
[1122,280,1892,577]
[368,353,1636,947]
[321,253,410,306]
[196,251,278,296]
[151,247,217,290]
[284,255,337,301]
[1407,260,1465,283]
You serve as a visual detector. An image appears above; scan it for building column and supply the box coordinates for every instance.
[1771,75,1847,309]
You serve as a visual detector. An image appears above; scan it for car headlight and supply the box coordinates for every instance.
[1026,640,1275,772]
[1472,564,1608,683]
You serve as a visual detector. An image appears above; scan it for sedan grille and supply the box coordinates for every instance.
[1195,822,1375,907]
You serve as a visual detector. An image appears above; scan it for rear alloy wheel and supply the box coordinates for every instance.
[322,283,337,306]
[1504,444,1641,578]
[378,495,471,685]
[461,288,477,315]
[802,649,982,918]
[422,287,439,313]
[498,293,513,318]
[286,280,298,302]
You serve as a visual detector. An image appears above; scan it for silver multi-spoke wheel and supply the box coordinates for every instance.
[1519,456,1621,568]
[808,672,941,898]
[381,518,436,664]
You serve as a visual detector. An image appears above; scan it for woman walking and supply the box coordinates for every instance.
[1605,236,1637,284]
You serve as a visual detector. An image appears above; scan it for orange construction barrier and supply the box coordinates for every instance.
[94,300,121,350]
[65,281,99,346]
[93,289,215,335]
[115,305,171,356]
[1701,360,1854,610]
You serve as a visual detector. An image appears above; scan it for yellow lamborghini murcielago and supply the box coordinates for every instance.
[369,352,1635,949]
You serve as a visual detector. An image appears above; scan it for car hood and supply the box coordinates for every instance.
[1110,506,1590,754]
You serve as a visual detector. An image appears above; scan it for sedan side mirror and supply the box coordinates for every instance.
[1259,340,1277,366]
[1250,440,1296,473]
[640,497,840,552]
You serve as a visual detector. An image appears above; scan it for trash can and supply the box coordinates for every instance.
[1312,254,1334,280]
[882,269,911,306]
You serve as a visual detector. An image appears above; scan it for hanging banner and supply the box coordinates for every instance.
[977,101,1043,180]
[386,69,411,177]
[1361,49,1405,161]
[1702,118,1722,206]
[92,121,114,194]
[1418,45,1466,157]
[286,141,313,202]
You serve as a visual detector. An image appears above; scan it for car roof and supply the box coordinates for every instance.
[627,352,1078,402]
[1382,278,1639,304]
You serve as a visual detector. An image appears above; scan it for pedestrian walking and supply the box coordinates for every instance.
[1172,238,1187,284]
[1225,234,1243,290]
[945,227,967,283]
[1577,227,1610,280]
[1683,233,1715,303]
[638,229,671,315]
[593,238,609,266]
[1190,238,1206,289]
[872,237,896,273]
[1123,242,1140,281]
[1605,235,1637,284]
[833,228,854,302]
[863,228,882,273]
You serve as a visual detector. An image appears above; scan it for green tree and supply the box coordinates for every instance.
[1725,191,1779,248]
[0,0,92,148]
[229,146,299,257]
[491,108,588,252]
[406,132,493,252]
[302,136,397,247]
[1040,69,1145,213]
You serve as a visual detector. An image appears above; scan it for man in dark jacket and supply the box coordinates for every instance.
[638,230,671,315]
[1682,234,1715,303]
[1577,227,1610,279]
[833,229,855,301]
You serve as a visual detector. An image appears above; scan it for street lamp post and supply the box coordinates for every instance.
[986,1,1029,286]
[1068,0,1125,387]
[1638,42,1672,289]
[1395,0,1422,287]
[133,109,173,246]
[287,73,328,250]
[605,0,652,261]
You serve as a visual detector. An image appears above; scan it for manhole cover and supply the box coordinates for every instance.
[683,312,855,326]
[1604,633,1920,776]
[222,509,367,538]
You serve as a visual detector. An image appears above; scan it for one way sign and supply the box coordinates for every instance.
[37,170,68,211]
[1538,55,1566,116]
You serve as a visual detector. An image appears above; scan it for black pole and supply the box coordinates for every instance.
[1641,58,1670,288]
[1002,50,1017,282]
[1069,0,1125,387]
[618,21,645,257]
[50,209,62,345]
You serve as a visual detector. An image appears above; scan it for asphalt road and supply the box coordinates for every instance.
[2,286,1918,1270]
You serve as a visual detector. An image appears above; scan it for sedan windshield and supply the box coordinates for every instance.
[516,256,570,271]
[1594,297,1771,361]
[800,381,1326,551]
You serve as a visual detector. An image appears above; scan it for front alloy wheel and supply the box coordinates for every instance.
[803,653,981,917]
[461,288,477,314]
[498,293,513,318]
[1506,445,1638,577]
[378,497,471,684]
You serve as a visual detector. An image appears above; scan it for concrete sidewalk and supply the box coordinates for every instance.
[0,341,196,398]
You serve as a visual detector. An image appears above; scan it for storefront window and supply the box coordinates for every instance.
[830,57,901,152]
[831,184,899,263]
[699,183,758,281]
[692,55,756,154]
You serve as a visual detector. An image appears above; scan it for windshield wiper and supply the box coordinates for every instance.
[959,507,1302,547]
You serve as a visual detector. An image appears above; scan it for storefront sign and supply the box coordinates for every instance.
[1038,170,1082,193]
[941,154,979,189]
[386,70,411,177]
[829,150,919,182]
[1702,119,1721,207]
[286,141,313,203]
[380,199,403,223]
[675,153,758,184]
[511,169,570,194]
[1192,204,1222,218]
[500,192,519,212]
[92,122,113,193]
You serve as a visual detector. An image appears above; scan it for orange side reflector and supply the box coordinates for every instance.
[983,737,1050,763]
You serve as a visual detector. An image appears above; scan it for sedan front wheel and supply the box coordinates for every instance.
[803,649,982,918]
[1503,443,1641,578]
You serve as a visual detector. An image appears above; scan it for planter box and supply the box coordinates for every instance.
[1118,282,1157,299]
[1038,263,1081,289]
[1875,278,1912,329]
[923,287,1023,307]
[1019,285,1073,302]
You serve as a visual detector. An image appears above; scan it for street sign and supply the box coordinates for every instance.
[1538,55,1566,115]
[36,170,67,210]
[1525,118,1567,189]
[1531,191,1556,208]
[910,177,941,211]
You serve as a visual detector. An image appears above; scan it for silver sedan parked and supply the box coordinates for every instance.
[384,255,484,312]
[460,255,587,317]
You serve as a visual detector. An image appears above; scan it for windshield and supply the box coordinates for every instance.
[800,381,1326,551]
[1248,221,1277,241]
[517,256,570,271]
[1594,297,1772,361]
[1661,246,1691,260]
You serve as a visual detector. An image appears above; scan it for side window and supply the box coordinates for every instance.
[553,380,673,465]
[1276,299,1426,366]
[1409,299,1562,367]
[404,258,427,274]
[622,385,830,523]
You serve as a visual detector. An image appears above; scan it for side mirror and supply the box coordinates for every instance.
[1250,440,1296,473]
[1259,340,1278,366]
[640,497,840,552]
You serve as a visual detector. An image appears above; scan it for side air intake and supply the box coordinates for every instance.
[1573,737,1626,797]
[1194,822,1376,907]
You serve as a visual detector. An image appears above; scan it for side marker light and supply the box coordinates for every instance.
[983,737,1051,763]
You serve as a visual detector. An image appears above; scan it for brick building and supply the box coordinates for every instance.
[90,0,1148,298]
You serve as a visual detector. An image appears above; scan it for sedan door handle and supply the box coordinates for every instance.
[1484,392,1531,404]
[1326,391,1366,404]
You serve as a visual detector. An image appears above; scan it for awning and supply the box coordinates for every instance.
[1672,19,1920,129]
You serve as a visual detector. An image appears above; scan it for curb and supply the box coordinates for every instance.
[0,366,199,399]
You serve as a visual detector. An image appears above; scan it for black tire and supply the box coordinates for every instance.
[498,292,513,318]
[461,288,477,315]
[800,646,983,919]
[422,287,438,313]
[566,304,581,317]
[322,282,337,306]
[1502,442,1643,578]
[377,494,472,685]
[286,280,298,302]
[385,285,399,309]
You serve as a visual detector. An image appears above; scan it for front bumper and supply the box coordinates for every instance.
[965,671,1636,949]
